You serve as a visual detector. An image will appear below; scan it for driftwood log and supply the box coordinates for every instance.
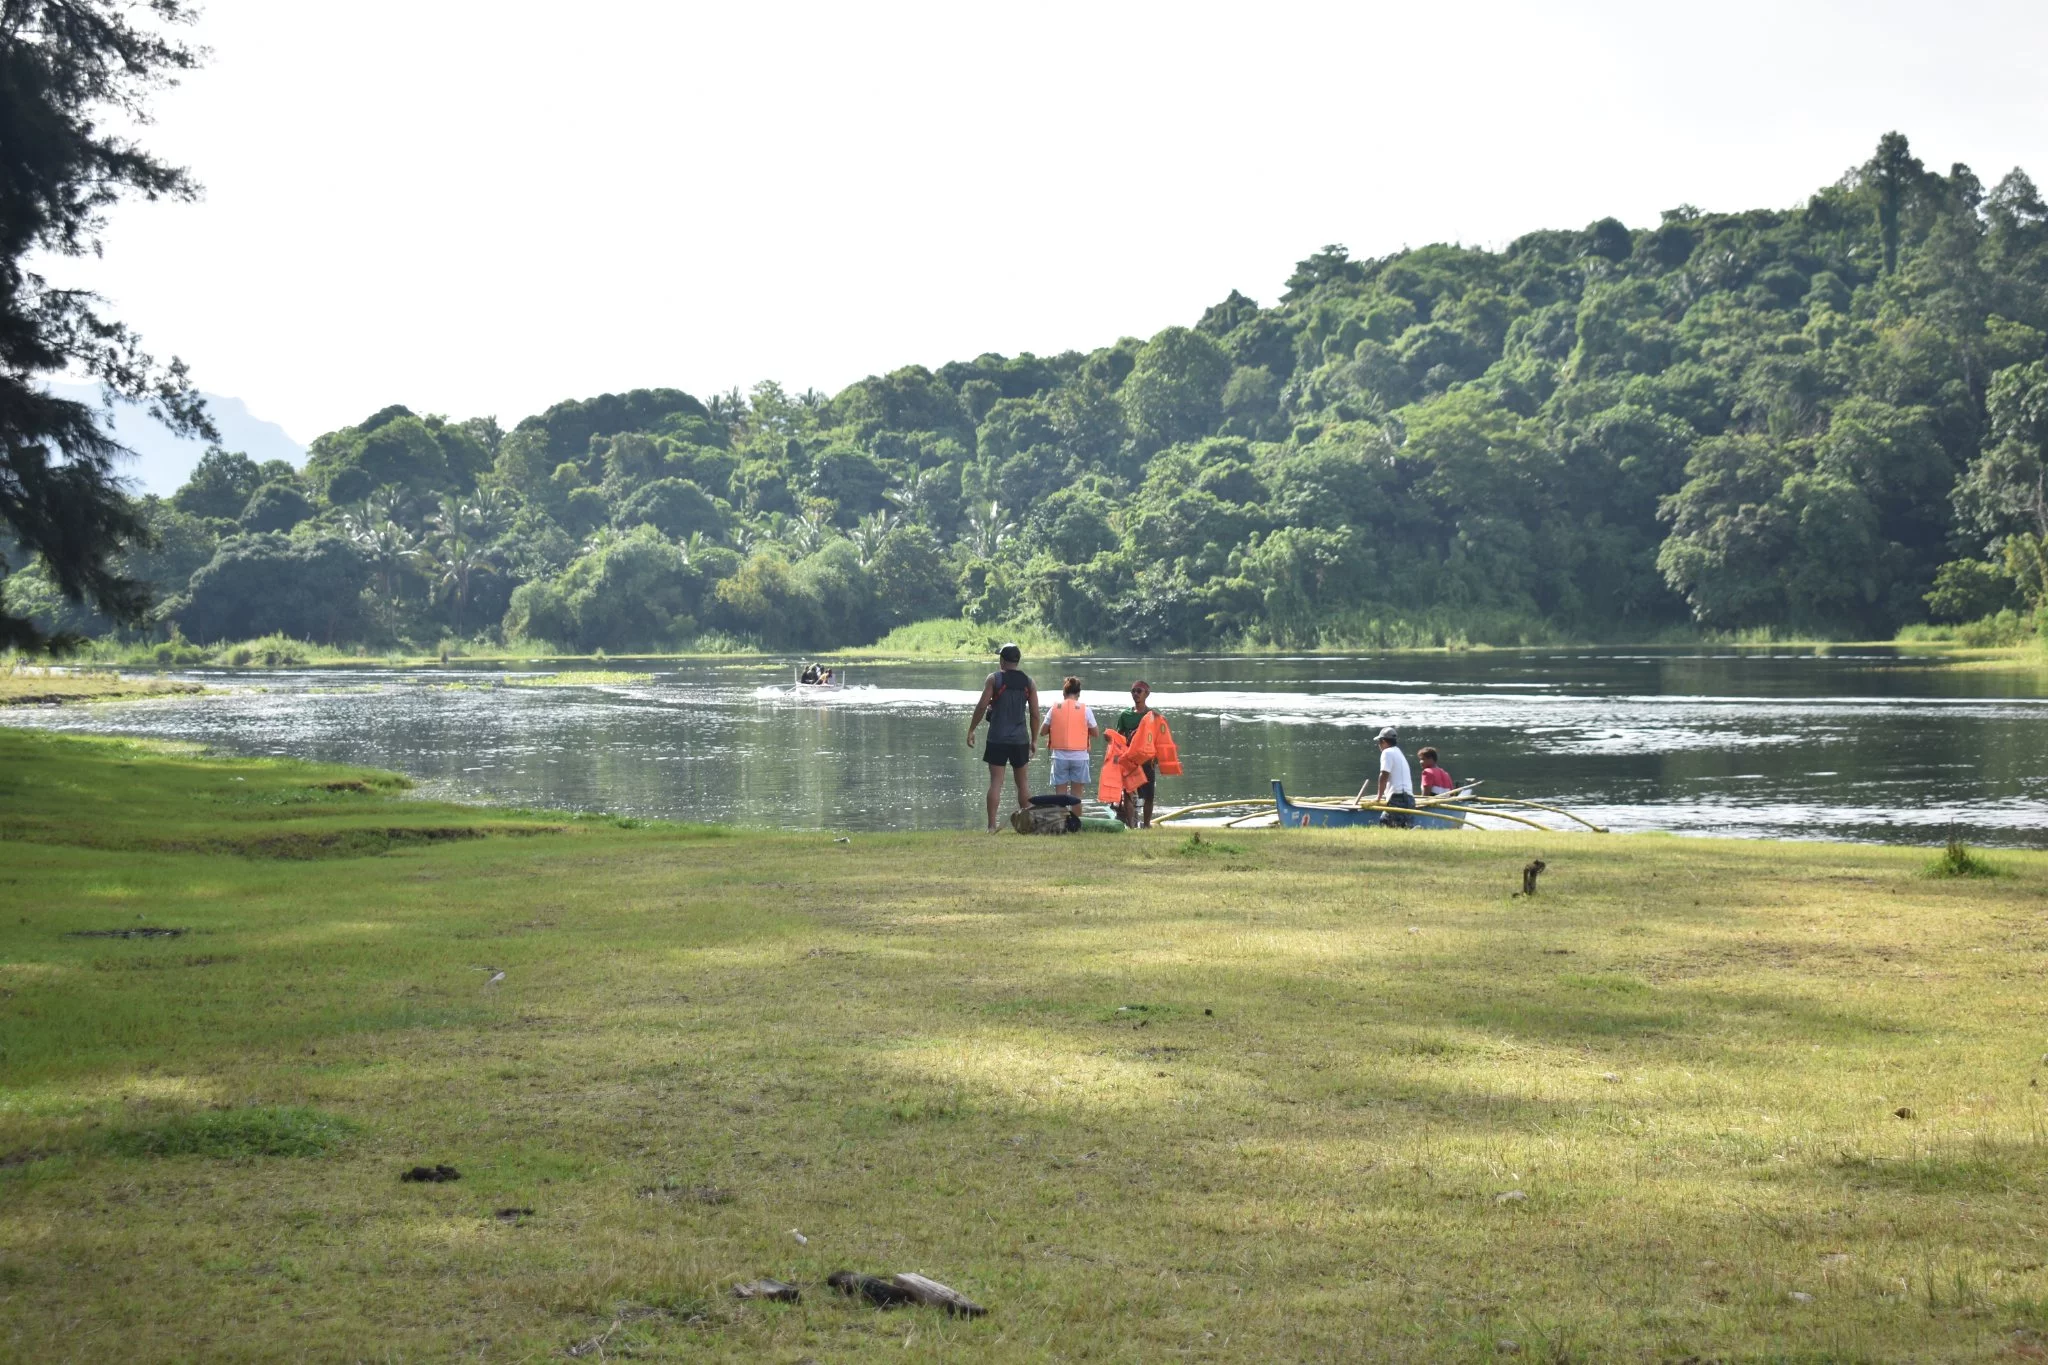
[828,1270,987,1317]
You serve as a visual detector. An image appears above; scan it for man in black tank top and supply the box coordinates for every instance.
[966,643,1041,833]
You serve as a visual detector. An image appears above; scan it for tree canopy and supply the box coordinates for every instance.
[0,0,213,650]
[20,131,2048,653]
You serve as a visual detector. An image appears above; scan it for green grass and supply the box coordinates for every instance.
[4,730,2048,1359]
[499,670,655,687]
[860,617,1079,659]
[105,1105,358,1159]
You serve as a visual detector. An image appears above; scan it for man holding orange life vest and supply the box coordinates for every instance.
[1039,676,1098,806]
[1100,680,1181,828]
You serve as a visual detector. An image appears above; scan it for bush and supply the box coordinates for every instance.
[1897,609,2039,647]
[1925,836,1999,879]
[1924,558,2021,624]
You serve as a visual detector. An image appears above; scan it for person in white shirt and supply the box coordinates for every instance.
[1039,675,1099,804]
[1374,727,1415,828]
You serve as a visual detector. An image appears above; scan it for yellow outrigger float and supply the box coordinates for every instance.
[1153,780,1607,833]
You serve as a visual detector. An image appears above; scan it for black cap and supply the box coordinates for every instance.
[998,643,1021,663]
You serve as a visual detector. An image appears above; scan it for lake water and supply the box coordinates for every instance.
[7,650,2047,846]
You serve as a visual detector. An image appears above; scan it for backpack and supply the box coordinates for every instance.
[1009,806,1076,835]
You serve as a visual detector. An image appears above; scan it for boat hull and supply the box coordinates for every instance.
[1271,780,1462,830]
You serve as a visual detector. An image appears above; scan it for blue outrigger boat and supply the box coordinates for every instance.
[1271,780,1465,830]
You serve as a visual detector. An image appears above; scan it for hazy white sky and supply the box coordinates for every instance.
[71,0,2048,444]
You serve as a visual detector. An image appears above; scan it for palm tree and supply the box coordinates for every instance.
[706,387,749,438]
[847,510,895,567]
[340,509,418,634]
[430,490,511,546]
[964,501,1015,559]
[885,467,946,526]
[784,511,828,557]
[413,527,498,636]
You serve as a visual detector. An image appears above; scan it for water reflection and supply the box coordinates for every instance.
[6,650,2044,846]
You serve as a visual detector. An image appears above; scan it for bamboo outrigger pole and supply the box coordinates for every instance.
[1455,795,1608,833]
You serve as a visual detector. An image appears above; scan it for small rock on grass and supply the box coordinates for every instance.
[732,1278,800,1302]
[1496,1341,1522,1355]
[400,1164,459,1183]
[493,1206,534,1222]
[1493,1189,1528,1204]
[1894,1106,1915,1119]
[1788,1290,1814,1303]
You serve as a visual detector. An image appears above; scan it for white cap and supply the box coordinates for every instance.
[1376,727,1398,743]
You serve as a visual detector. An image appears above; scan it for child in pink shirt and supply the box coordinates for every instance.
[1418,747,1454,796]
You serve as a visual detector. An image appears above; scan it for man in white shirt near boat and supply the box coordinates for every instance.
[1374,727,1415,828]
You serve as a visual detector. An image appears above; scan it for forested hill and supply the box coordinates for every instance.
[18,132,2048,653]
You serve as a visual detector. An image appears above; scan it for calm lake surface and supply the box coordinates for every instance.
[8,650,2047,846]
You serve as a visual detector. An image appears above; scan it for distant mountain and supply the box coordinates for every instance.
[42,382,306,497]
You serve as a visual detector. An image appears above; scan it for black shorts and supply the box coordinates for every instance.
[1379,791,1416,828]
[983,741,1031,769]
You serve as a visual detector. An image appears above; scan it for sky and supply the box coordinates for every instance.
[66,0,2048,447]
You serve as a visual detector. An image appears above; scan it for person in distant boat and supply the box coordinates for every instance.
[1039,676,1098,805]
[799,663,820,685]
[966,643,1041,833]
[1375,727,1415,828]
[1418,747,1453,797]
[818,667,834,685]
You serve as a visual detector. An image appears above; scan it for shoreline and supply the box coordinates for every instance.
[19,637,2030,672]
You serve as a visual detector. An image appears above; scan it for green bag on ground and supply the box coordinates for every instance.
[1076,817,1126,834]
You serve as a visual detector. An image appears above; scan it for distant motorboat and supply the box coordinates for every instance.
[792,665,845,692]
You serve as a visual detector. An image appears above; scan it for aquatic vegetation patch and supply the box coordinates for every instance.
[501,671,653,687]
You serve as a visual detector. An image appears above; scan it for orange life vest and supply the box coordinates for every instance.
[1099,729,1133,804]
[1141,711,1182,776]
[1048,699,1091,751]
[1098,710,1182,803]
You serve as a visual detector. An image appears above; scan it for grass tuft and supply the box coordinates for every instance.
[1176,830,1245,857]
[1926,835,2000,878]
[106,1106,357,1159]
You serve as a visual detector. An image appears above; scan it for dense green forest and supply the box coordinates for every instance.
[14,132,2048,655]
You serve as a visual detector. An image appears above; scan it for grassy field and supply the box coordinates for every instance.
[3,732,2048,1361]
